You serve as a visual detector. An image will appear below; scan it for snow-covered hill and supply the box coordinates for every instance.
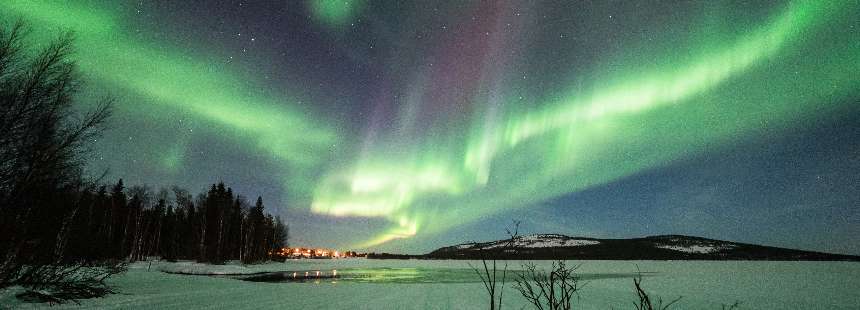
[453,234,600,250]
[421,234,860,261]
[650,235,737,254]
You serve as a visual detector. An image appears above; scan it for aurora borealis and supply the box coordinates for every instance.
[2,1,857,253]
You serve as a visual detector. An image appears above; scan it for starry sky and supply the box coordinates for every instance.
[2,0,858,254]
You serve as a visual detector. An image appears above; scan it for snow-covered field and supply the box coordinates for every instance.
[2,259,859,309]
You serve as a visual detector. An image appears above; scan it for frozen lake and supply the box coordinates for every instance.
[3,259,859,309]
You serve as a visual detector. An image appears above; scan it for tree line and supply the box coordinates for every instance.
[64,179,288,264]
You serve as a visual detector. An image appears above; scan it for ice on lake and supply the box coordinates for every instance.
[2,259,858,309]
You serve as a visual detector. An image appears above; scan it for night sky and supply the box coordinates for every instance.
[2,1,858,254]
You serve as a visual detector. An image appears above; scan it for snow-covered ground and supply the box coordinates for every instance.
[2,259,859,309]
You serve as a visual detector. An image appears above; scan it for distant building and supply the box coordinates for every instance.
[274,247,358,259]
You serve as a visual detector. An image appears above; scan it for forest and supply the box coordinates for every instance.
[61,179,288,264]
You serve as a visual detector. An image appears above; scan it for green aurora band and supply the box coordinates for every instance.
[309,0,364,27]
[3,1,857,249]
[1,1,340,197]
[310,0,859,247]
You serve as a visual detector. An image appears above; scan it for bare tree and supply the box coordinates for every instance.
[630,269,681,310]
[0,19,119,302]
[12,261,126,304]
[514,261,583,310]
[470,220,520,310]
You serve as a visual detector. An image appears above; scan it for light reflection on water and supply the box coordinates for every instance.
[230,267,643,284]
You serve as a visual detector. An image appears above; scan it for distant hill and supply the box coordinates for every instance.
[369,234,860,261]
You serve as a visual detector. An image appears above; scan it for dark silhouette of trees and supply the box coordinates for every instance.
[56,179,289,265]
[186,182,287,264]
[0,20,288,302]
[0,19,119,301]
